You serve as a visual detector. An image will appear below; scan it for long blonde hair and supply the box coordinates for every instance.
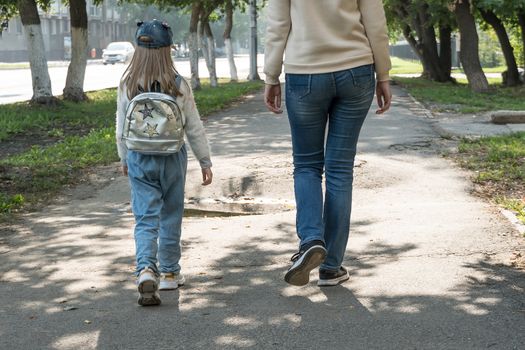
[121,46,182,99]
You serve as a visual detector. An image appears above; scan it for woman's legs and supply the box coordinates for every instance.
[321,65,375,271]
[286,65,375,275]
[285,73,334,247]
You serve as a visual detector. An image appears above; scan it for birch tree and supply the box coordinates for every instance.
[14,0,57,104]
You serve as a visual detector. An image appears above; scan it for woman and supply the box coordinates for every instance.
[264,0,392,287]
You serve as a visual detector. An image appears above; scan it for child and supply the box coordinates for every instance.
[116,19,213,306]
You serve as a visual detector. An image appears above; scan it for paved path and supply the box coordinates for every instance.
[1,86,524,349]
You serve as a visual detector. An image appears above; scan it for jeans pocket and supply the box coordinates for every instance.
[350,64,374,88]
[286,74,311,99]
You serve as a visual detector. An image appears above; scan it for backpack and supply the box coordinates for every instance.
[121,76,185,154]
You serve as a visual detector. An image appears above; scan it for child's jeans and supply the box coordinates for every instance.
[127,146,188,275]
[285,65,375,271]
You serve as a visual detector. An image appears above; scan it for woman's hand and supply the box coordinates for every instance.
[121,165,128,176]
[375,80,392,115]
[202,167,213,186]
[264,84,283,114]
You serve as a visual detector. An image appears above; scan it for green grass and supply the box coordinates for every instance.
[0,89,117,141]
[0,63,30,70]
[457,132,525,224]
[452,66,507,74]
[394,77,525,113]
[0,79,263,217]
[194,79,263,116]
[390,57,423,75]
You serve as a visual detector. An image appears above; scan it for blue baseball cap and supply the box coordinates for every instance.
[135,19,173,49]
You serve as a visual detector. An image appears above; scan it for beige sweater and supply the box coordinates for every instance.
[264,0,391,84]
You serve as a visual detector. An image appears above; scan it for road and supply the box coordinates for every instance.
[0,54,263,105]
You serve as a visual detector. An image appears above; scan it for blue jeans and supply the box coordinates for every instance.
[285,65,375,271]
[127,146,188,275]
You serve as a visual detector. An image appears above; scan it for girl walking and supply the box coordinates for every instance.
[116,19,213,306]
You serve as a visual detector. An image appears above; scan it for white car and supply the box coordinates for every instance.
[102,42,135,65]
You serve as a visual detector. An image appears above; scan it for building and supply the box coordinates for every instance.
[0,0,134,62]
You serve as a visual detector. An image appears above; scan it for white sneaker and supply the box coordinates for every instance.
[137,267,161,306]
[159,272,185,290]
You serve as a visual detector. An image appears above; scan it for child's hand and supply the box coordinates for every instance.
[201,168,213,186]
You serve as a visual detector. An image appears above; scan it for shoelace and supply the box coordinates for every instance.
[290,250,304,262]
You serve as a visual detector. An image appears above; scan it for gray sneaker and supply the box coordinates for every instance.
[137,267,161,306]
[284,240,327,286]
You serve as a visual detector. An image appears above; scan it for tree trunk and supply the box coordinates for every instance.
[397,3,451,82]
[439,25,452,79]
[189,2,202,90]
[223,0,237,82]
[17,0,57,105]
[454,0,489,92]
[479,9,521,86]
[413,3,450,82]
[201,19,218,87]
[64,0,88,101]
[518,12,525,69]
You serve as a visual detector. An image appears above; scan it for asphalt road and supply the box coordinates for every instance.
[0,55,261,105]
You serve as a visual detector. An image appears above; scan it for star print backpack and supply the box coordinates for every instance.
[121,76,185,154]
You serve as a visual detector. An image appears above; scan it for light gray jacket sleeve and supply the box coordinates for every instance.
[115,85,129,165]
[179,79,212,169]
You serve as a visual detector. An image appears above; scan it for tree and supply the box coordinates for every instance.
[222,0,237,81]
[3,0,58,104]
[63,0,89,101]
[199,0,221,87]
[454,0,489,92]
[384,0,454,82]
[477,0,522,86]
[188,1,202,89]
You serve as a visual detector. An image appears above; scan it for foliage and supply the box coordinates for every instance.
[478,28,505,67]
[0,193,24,214]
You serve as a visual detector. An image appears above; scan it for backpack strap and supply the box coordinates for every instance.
[175,75,183,90]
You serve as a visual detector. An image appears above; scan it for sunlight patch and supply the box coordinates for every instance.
[52,330,100,350]
[215,335,256,347]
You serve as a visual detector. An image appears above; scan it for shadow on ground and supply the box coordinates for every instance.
[1,210,524,349]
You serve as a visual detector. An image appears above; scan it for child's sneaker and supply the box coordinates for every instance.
[159,272,185,290]
[137,267,161,306]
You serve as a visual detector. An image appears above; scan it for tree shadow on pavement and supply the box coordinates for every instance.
[1,203,525,349]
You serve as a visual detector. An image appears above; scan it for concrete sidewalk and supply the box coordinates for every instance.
[1,86,524,349]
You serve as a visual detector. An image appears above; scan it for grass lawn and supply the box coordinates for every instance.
[394,77,525,113]
[0,79,263,218]
[457,133,525,224]
[390,57,423,75]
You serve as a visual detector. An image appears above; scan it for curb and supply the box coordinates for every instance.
[500,209,525,235]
